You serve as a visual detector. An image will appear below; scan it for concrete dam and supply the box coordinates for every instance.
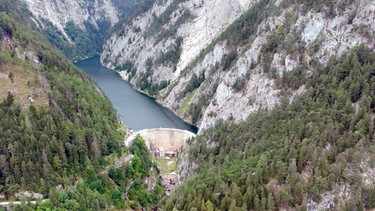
[126,128,196,195]
[125,128,196,157]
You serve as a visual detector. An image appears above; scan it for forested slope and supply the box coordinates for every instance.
[161,45,375,210]
[0,2,162,209]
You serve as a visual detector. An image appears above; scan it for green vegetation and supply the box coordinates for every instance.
[108,136,164,209]
[0,8,120,195]
[188,92,214,125]
[172,0,274,122]
[9,137,163,210]
[144,0,189,38]
[0,0,33,26]
[112,0,153,17]
[156,158,177,174]
[139,80,170,96]
[161,45,375,210]
[153,10,191,44]
[136,58,170,96]
[222,50,238,72]
[176,71,207,123]
[181,0,272,76]
[111,0,156,36]
[42,19,111,61]
[42,0,158,61]
[0,6,162,209]
[181,72,205,98]
[134,36,183,96]
[3,0,374,210]
[155,36,183,68]
[184,76,219,124]
[115,60,139,83]
[232,76,247,92]
[115,60,133,72]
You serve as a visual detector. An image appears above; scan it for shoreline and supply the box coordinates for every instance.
[116,70,199,134]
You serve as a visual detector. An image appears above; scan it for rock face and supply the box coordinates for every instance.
[102,0,252,71]
[102,0,375,132]
[23,0,119,42]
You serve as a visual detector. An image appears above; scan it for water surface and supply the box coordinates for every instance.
[75,56,197,133]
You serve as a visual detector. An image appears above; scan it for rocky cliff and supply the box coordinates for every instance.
[101,0,375,132]
[20,0,150,59]
[23,0,119,42]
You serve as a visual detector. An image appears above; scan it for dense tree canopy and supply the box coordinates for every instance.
[161,45,375,210]
[0,8,162,210]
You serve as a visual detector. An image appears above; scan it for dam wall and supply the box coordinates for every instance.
[125,128,195,194]
[126,128,196,157]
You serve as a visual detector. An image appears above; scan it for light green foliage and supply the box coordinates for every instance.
[156,158,177,174]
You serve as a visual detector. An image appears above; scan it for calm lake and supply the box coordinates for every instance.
[75,56,197,133]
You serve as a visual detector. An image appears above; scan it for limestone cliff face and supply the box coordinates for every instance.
[102,0,252,72]
[102,0,375,132]
[22,0,119,42]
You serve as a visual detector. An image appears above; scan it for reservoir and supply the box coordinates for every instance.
[75,56,197,133]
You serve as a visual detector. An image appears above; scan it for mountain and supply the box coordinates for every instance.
[162,44,375,210]
[21,0,155,60]
[100,0,375,210]
[2,0,375,210]
[0,1,162,210]
[101,0,375,132]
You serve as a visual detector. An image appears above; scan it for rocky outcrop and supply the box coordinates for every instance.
[102,0,252,72]
[102,0,375,132]
[23,0,120,42]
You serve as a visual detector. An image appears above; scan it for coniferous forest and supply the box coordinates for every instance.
[0,1,163,210]
[161,45,375,210]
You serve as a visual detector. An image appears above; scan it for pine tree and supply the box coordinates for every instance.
[267,193,275,211]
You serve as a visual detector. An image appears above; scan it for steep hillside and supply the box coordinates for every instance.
[100,2,375,208]
[21,0,156,60]
[0,4,162,209]
[20,0,119,60]
[161,45,375,210]
[102,0,375,132]
[0,8,116,197]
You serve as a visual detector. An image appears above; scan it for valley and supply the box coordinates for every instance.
[0,0,374,210]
